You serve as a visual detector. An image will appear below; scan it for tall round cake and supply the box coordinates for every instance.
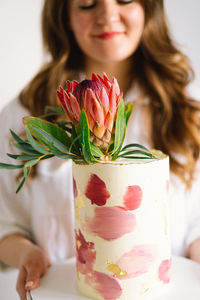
[72,152,171,300]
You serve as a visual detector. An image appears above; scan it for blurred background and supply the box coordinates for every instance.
[0,0,200,111]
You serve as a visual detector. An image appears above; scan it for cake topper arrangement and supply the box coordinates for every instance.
[0,73,157,192]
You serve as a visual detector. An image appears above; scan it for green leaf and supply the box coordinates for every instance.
[40,154,54,160]
[6,153,20,159]
[117,156,152,160]
[69,135,81,154]
[71,124,81,155]
[7,153,39,161]
[111,99,126,157]
[12,142,40,156]
[121,143,150,152]
[82,146,93,164]
[0,163,24,170]
[118,150,154,158]
[24,159,40,168]
[125,102,134,126]
[25,127,50,155]
[90,143,104,157]
[77,110,94,162]
[54,121,72,134]
[31,126,71,153]
[24,117,72,149]
[52,151,80,160]
[24,166,31,178]
[10,129,28,145]
[40,106,65,118]
[44,106,65,115]
[16,177,26,193]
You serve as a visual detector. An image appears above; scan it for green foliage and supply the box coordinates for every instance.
[24,117,72,149]
[0,101,158,193]
[77,110,95,164]
[125,102,134,126]
[111,99,126,159]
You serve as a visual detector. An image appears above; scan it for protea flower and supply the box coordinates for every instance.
[57,73,122,151]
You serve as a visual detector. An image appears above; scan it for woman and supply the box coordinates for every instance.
[0,1,200,299]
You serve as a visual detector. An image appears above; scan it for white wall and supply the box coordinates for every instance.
[165,0,200,89]
[0,0,200,111]
[0,0,43,111]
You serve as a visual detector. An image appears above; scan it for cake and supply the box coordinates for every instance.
[72,151,171,300]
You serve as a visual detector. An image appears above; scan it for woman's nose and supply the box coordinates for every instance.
[95,1,120,25]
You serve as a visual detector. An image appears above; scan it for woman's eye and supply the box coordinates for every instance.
[79,0,96,10]
[118,0,134,4]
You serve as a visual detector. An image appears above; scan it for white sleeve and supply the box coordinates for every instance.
[185,160,200,253]
[0,99,32,243]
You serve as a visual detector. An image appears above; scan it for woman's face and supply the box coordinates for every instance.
[69,0,145,63]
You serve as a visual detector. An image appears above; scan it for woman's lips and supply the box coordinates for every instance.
[95,32,122,40]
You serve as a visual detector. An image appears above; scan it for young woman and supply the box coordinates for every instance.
[0,1,200,299]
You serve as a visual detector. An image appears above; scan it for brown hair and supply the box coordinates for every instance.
[19,0,200,188]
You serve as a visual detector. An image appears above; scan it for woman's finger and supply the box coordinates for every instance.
[16,266,27,300]
[25,263,43,291]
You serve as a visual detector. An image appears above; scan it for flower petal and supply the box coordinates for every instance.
[62,90,78,123]
[109,85,117,115]
[104,111,114,132]
[87,112,96,132]
[93,122,105,139]
[66,80,79,93]
[69,92,81,121]
[57,87,74,122]
[103,73,112,89]
[112,77,120,96]
[88,89,105,125]
[100,87,109,114]
[91,73,99,81]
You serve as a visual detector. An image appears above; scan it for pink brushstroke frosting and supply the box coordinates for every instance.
[86,271,123,300]
[123,185,143,211]
[73,177,78,198]
[84,206,136,240]
[158,258,172,283]
[85,173,110,206]
[116,244,158,279]
[76,229,123,299]
[75,230,96,275]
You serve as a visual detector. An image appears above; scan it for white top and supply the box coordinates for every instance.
[0,86,200,264]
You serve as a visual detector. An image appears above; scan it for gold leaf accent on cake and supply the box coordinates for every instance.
[77,240,82,249]
[150,149,168,159]
[74,189,85,221]
[141,284,150,294]
[76,263,80,280]
[75,211,81,221]
[106,263,127,277]
[140,276,152,294]
[77,191,85,208]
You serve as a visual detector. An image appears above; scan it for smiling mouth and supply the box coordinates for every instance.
[95,32,122,40]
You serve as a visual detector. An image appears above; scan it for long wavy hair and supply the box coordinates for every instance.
[19,0,200,188]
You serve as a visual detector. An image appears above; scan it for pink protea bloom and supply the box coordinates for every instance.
[57,73,122,150]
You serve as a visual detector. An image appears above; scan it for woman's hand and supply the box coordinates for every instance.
[188,238,200,264]
[16,244,51,300]
[0,234,51,300]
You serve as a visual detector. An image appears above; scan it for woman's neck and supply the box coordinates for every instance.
[84,57,133,96]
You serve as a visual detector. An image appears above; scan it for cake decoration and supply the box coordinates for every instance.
[0,74,171,299]
[85,173,111,206]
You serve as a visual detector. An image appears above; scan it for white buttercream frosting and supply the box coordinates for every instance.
[73,154,171,300]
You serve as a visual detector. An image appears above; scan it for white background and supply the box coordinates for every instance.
[0,0,200,111]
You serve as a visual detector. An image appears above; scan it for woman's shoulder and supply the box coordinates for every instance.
[0,98,29,131]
